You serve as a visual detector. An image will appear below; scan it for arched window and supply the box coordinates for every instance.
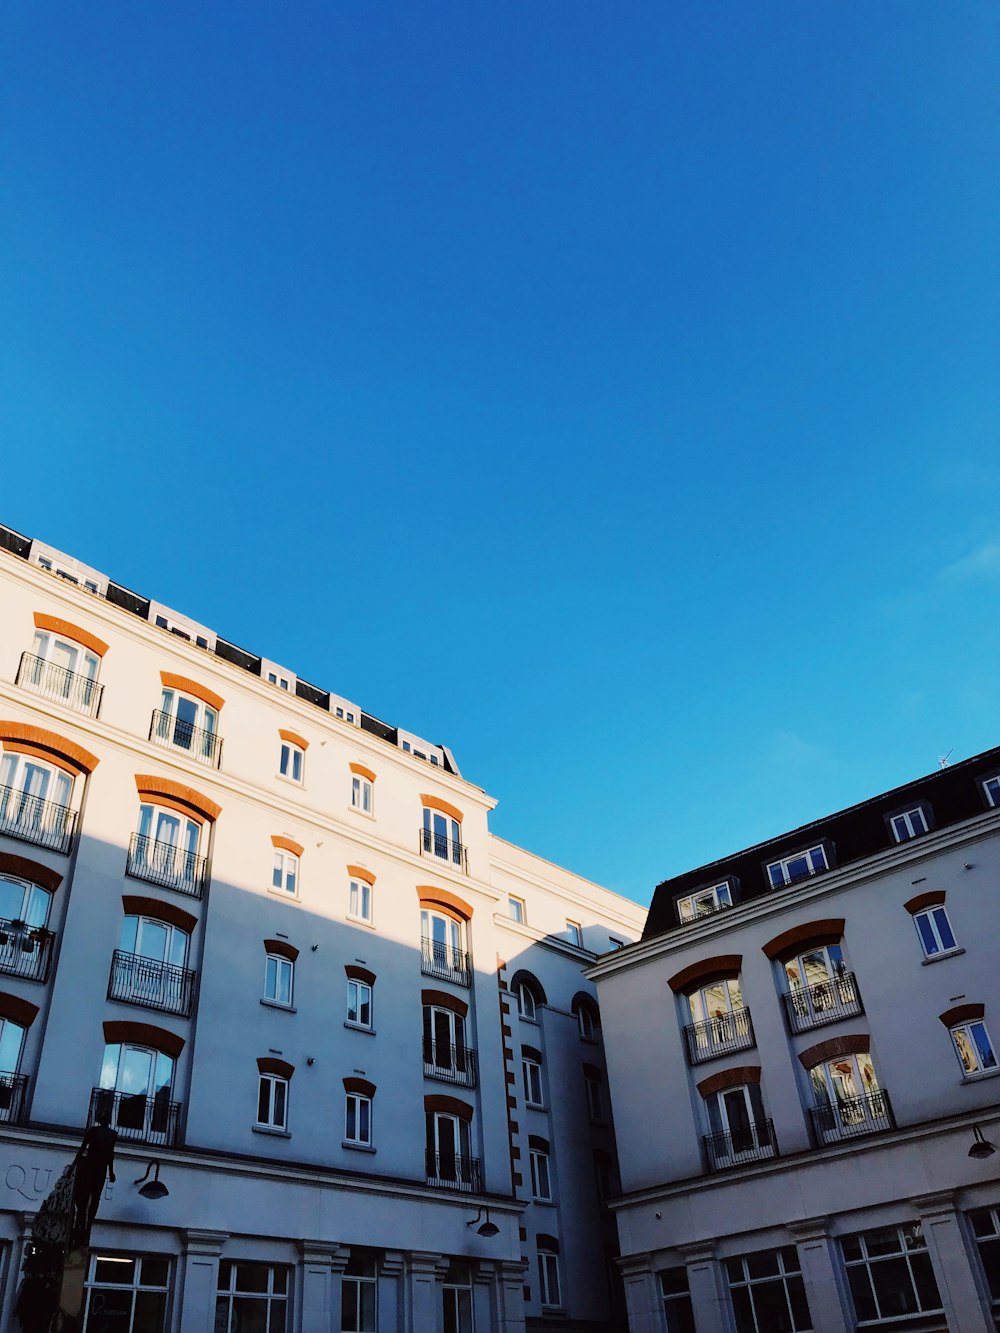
[424,1095,476,1188]
[537,1236,562,1309]
[97,1023,182,1145]
[420,796,464,868]
[510,972,546,1022]
[113,905,194,1016]
[0,751,76,852]
[800,1036,889,1143]
[153,673,224,767]
[572,994,601,1041]
[418,890,473,986]
[23,614,106,715]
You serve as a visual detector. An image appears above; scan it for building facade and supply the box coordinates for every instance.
[592,751,1000,1333]
[0,523,644,1332]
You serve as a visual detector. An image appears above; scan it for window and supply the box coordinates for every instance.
[264,953,294,1007]
[593,1150,611,1203]
[257,1073,288,1130]
[0,874,52,985]
[272,851,298,897]
[660,1267,695,1333]
[809,1052,889,1139]
[577,1003,598,1041]
[537,1244,562,1308]
[890,806,929,842]
[0,873,51,930]
[114,916,191,1013]
[345,1092,372,1146]
[442,1259,473,1333]
[420,909,468,985]
[508,895,525,924]
[983,776,1000,807]
[25,629,101,713]
[704,1084,774,1168]
[841,1223,942,1324]
[83,1253,170,1333]
[686,977,751,1059]
[216,1262,289,1333]
[950,1019,998,1076]
[767,845,828,887]
[351,775,373,815]
[530,1143,552,1201]
[267,671,291,690]
[969,1205,1000,1306]
[725,1248,811,1333]
[0,1017,26,1119]
[155,688,218,764]
[347,979,372,1030]
[425,1110,474,1186]
[98,1044,174,1143]
[677,882,732,923]
[279,742,303,784]
[584,1068,604,1121]
[422,807,462,866]
[132,803,202,891]
[514,980,538,1021]
[522,1052,544,1107]
[0,752,75,849]
[341,1251,377,1332]
[423,1006,472,1083]
[349,878,372,924]
[914,904,957,957]
[566,920,583,947]
[783,942,860,1029]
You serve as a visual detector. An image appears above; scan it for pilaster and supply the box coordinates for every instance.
[913,1190,993,1333]
[178,1229,228,1333]
[787,1216,850,1333]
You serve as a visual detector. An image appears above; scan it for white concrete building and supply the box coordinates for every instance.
[0,522,644,1332]
[591,751,1000,1333]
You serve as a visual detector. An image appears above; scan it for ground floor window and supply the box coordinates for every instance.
[341,1250,377,1332]
[969,1206,1000,1305]
[83,1253,170,1332]
[442,1259,473,1333]
[725,1247,811,1333]
[660,1266,695,1333]
[840,1223,941,1324]
[216,1261,289,1333]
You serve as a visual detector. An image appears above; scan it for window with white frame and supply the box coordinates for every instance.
[565,920,583,947]
[155,688,219,763]
[279,741,303,784]
[423,1005,470,1080]
[522,1051,544,1107]
[256,1072,288,1130]
[913,903,958,957]
[514,979,539,1021]
[349,877,372,924]
[272,850,298,897]
[783,942,858,1025]
[677,882,732,923]
[351,774,373,815]
[266,670,291,690]
[704,1083,772,1166]
[347,978,373,1030]
[841,1223,942,1324]
[421,909,468,983]
[529,1139,552,1201]
[889,806,929,842]
[969,1206,1000,1307]
[949,1018,998,1076]
[725,1248,811,1333]
[983,776,1000,808]
[98,1044,174,1139]
[263,953,294,1007]
[116,915,190,1011]
[0,1017,26,1119]
[0,752,75,847]
[0,873,52,930]
[687,977,748,1054]
[508,895,525,924]
[426,1111,473,1186]
[808,1052,888,1137]
[25,629,101,713]
[341,1251,377,1333]
[442,1259,473,1333]
[575,999,600,1041]
[83,1253,170,1333]
[216,1262,289,1333]
[537,1243,562,1308]
[344,1091,372,1146]
[766,845,828,888]
[660,1266,695,1333]
[422,806,462,865]
[133,803,202,888]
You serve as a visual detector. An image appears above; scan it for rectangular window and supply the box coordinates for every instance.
[351,776,373,814]
[725,1248,810,1333]
[257,1074,288,1131]
[349,879,372,923]
[983,776,1000,807]
[347,979,372,1029]
[345,1092,372,1146]
[660,1267,696,1333]
[279,743,303,783]
[530,1148,552,1201]
[969,1205,1000,1306]
[767,846,828,888]
[272,852,298,897]
[508,895,525,924]
[841,1223,942,1324]
[914,905,957,957]
[566,920,583,947]
[84,1253,170,1333]
[890,807,929,842]
[264,955,294,1007]
[341,1252,377,1332]
[538,1250,561,1308]
[522,1057,543,1107]
[442,1261,473,1333]
[585,1071,603,1121]
[216,1262,289,1333]
[677,882,732,923]
[950,1021,998,1076]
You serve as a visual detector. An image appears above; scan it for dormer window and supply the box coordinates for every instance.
[983,776,1000,808]
[677,882,732,923]
[889,806,929,843]
[766,845,828,889]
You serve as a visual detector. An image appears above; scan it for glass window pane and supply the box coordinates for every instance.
[916,913,940,955]
[932,907,956,950]
[870,1256,919,1316]
[845,1265,878,1322]
[133,1290,167,1332]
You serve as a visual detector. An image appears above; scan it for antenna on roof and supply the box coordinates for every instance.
[939,749,953,769]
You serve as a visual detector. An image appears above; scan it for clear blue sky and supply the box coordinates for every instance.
[2,4,998,906]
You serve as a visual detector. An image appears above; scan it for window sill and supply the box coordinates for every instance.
[960,1066,1000,1084]
[260,999,296,1014]
[346,914,375,931]
[267,887,300,903]
[342,1140,376,1154]
[344,1021,376,1035]
[252,1125,291,1139]
[348,807,375,821]
[275,774,305,789]
[921,947,965,965]
[531,1196,556,1207]
[525,1101,546,1112]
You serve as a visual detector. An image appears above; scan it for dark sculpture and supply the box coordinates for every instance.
[70,1106,117,1247]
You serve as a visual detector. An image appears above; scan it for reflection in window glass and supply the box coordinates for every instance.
[84,1252,170,1333]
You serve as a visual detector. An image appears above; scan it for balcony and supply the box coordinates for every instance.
[16,652,104,717]
[420,935,471,988]
[423,1040,477,1088]
[684,1008,755,1065]
[419,827,467,873]
[0,785,77,854]
[126,832,207,899]
[89,1087,181,1147]
[782,972,864,1035]
[0,1073,29,1125]
[108,950,196,1017]
[149,709,222,768]
[425,1151,483,1194]
[0,920,54,984]
[703,1119,778,1172]
[808,1090,894,1145]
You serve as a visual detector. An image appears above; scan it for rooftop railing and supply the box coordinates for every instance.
[0,785,76,854]
[126,832,207,899]
[149,709,222,768]
[108,949,196,1018]
[16,652,103,717]
[782,972,863,1035]
[684,1008,755,1065]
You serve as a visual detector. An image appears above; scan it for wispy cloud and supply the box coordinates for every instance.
[938,541,1000,584]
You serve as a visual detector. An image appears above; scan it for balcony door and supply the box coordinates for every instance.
[99,1043,174,1138]
[423,808,461,865]
[118,915,189,1009]
[158,689,217,759]
[423,1006,467,1076]
[785,944,850,1021]
[137,805,200,881]
[707,1083,766,1162]
[422,910,462,968]
[0,754,72,835]
[426,1111,471,1183]
[0,1019,25,1120]
[809,1053,885,1139]
[0,875,51,930]
[30,630,99,707]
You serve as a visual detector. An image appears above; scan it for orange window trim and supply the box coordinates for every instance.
[0,723,99,776]
[424,1094,474,1122]
[279,729,309,751]
[696,1066,762,1099]
[798,1033,870,1070]
[939,1003,985,1028]
[350,763,376,783]
[122,895,198,935]
[904,890,946,915]
[667,954,743,994]
[421,989,469,1018]
[134,775,220,823]
[417,886,474,921]
[344,1076,376,1098]
[421,794,463,824]
[347,864,376,886]
[33,613,109,658]
[103,1020,185,1059]
[257,1056,294,1080]
[0,992,40,1029]
[159,672,225,714]
[264,938,300,962]
[762,919,846,962]
[345,964,376,985]
[271,835,304,858]
[0,853,62,894]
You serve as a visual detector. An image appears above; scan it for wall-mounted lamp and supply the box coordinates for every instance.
[969,1126,996,1160]
[466,1207,499,1238]
[134,1161,169,1200]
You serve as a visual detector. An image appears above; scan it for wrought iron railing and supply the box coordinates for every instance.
[425,1151,483,1193]
[782,972,863,1035]
[0,1073,29,1124]
[16,652,103,717]
[808,1090,894,1144]
[684,1007,755,1065]
[108,949,196,1017]
[703,1119,777,1172]
[420,935,471,987]
[419,827,467,872]
[89,1087,181,1147]
[149,709,223,768]
[126,832,207,898]
[0,919,54,983]
[0,785,77,854]
[423,1040,477,1088]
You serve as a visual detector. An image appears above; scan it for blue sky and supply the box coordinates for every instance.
[2,3,998,905]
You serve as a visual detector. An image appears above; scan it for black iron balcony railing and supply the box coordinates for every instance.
[423,1040,477,1088]
[420,935,471,987]
[0,1073,29,1125]
[782,972,864,1035]
[703,1119,778,1173]
[0,785,77,854]
[808,1090,894,1145]
[0,919,54,984]
[419,827,467,872]
[425,1151,483,1194]
[108,949,196,1017]
[149,709,223,768]
[684,1008,755,1065]
[126,832,207,899]
[89,1087,181,1147]
[16,651,104,717]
